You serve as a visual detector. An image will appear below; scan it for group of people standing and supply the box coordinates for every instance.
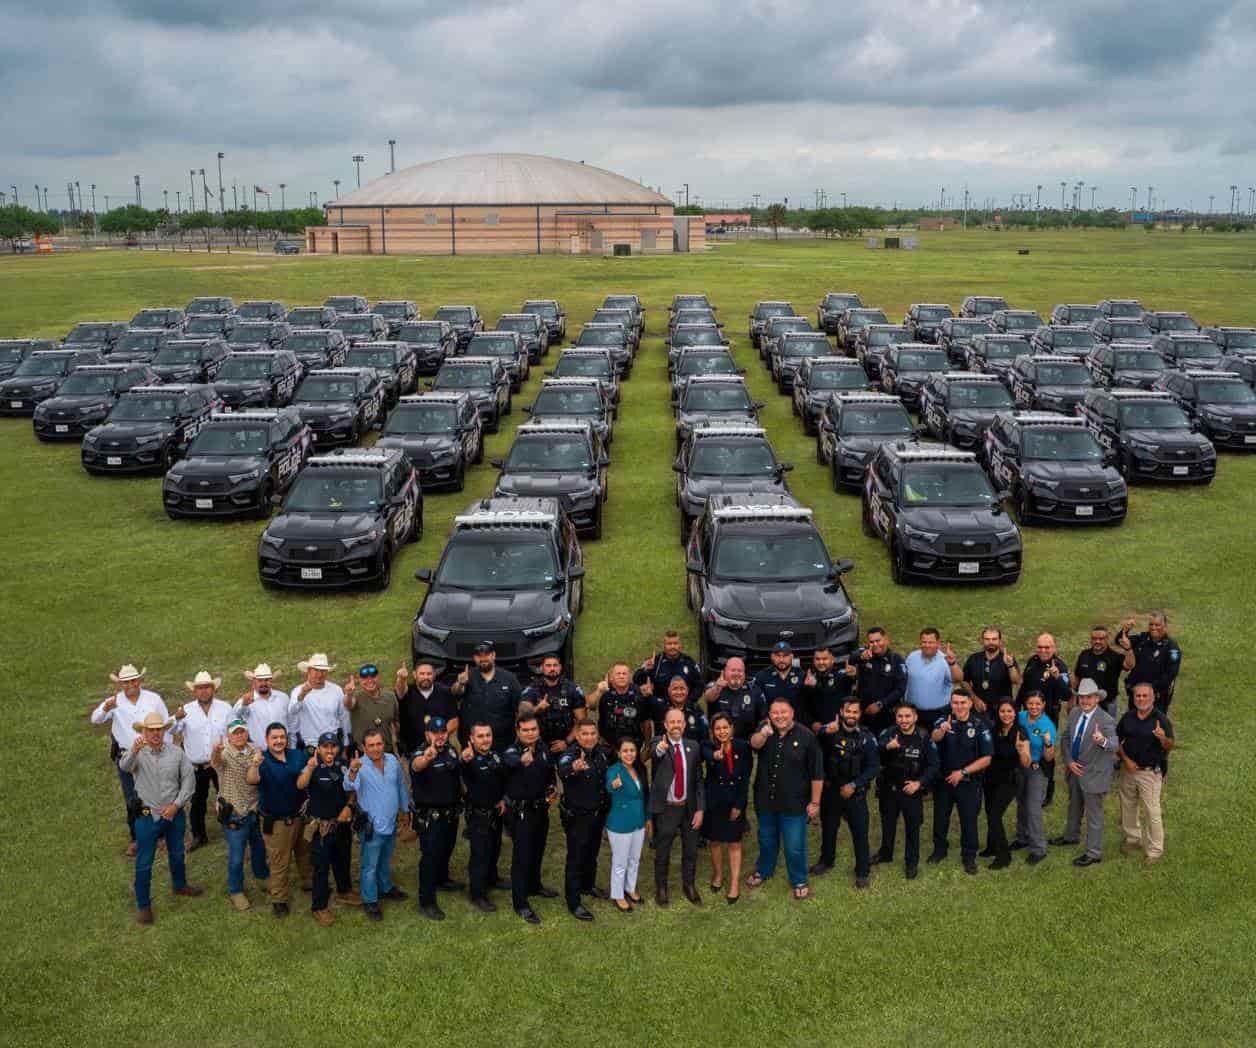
[89,615,1180,925]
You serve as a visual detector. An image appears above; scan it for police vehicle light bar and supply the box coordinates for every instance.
[209,409,284,422]
[453,510,557,529]
[289,327,331,334]
[711,505,813,522]
[1107,389,1174,400]
[224,349,280,356]
[307,450,397,468]
[398,392,465,404]
[834,392,901,404]
[30,349,77,356]
[559,348,615,355]
[1183,370,1241,379]
[130,385,191,394]
[945,371,1005,381]
[684,374,746,384]
[518,420,594,435]
[306,367,372,378]
[1026,354,1085,364]
[540,377,602,387]
[72,364,131,372]
[690,424,767,438]
[1012,412,1087,428]
[810,356,861,367]
[889,446,978,463]
[446,357,497,366]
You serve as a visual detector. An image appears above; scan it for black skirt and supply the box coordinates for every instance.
[702,802,748,843]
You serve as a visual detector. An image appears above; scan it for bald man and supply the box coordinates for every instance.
[701,659,768,741]
[1017,633,1072,805]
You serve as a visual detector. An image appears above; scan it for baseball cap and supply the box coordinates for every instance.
[227,718,248,734]
[358,663,379,678]
[317,731,341,746]
[772,640,793,653]
[473,641,495,654]
[427,715,448,733]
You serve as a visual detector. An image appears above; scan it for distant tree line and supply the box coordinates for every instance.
[0,205,60,251]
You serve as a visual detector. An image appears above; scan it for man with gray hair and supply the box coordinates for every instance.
[1051,679,1119,866]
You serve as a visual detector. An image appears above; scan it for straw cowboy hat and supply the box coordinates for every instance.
[132,711,173,732]
[297,653,336,673]
[184,670,223,692]
[243,663,279,681]
[109,664,146,684]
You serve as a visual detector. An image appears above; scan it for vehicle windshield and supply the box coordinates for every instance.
[1107,302,1142,318]
[979,341,1021,360]
[1172,341,1221,360]
[1111,321,1153,340]
[781,339,829,358]
[16,356,71,376]
[1051,330,1094,347]
[287,309,325,324]
[0,347,24,363]
[712,532,831,582]
[111,396,178,420]
[153,346,203,364]
[496,318,532,333]
[184,318,223,335]
[672,329,722,347]
[187,299,227,313]
[824,295,860,309]
[675,297,710,310]
[384,404,457,435]
[57,373,119,395]
[435,366,492,389]
[532,389,602,415]
[1223,331,1256,349]
[604,298,636,311]
[810,368,866,391]
[375,304,408,318]
[435,308,472,324]
[675,311,717,326]
[917,307,952,321]
[131,311,171,326]
[400,325,443,344]
[950,383,1014,406]
[189,426,268,455]
[1037,363,1092,385]
[683,385,753,411]
[296,377,357,402]
[678,353,736,377]
[898,351,947,371]
[286,334,330,351]
[116,333,163,352]
[970,299,1006,315]
[1064,306,1100,323]
[347,348,400,369]
[66,325,112,342]
[337,317,376,335]
[506,438,593,471]
[951,321,990,337]
[768,319,810,334]
[228,327,270,344]
[756,304,795,318]
[1001,314,1040,331]
[436,535,558,589]
[840,406,912,435]
[901,463,996,506]
[1157,315,1196,331]
[690,442,775,476]
[237,303,275,319]
[468,337,517,357]
[1022,429,1103,461]
[848,311,888,328]
[217,357,274,379]
[867,329,909,347]
[523,303,558,319]
[554,357,611,379]
[576,330,622,347]
[1199,382,1256,405]
[325,298,362,312]
[1119,403,1189,429]
[592,313,630,327]
[1115,351,1165,370]
[284,472,382,512]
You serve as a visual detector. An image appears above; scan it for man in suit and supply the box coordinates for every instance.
[650,707,705,905]
[1051,678,1119,866]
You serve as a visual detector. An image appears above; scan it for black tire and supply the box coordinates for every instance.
[679,513,692,546]
[453,459,466,492]
[253,482,272,521]
[504,394,513,415]
[816,440,826,465]
[831,462,843,493]
[698,628,713,677]
[559,632,575,677]
[861,501,876,537]
[487,411,500,435]
[375,551,393,591]
[1017,487,1034,525]
[890,540,910,585]
[589,505,603,541]
[472,437,484,464]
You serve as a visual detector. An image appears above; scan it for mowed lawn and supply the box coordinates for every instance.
[1,232,1254,1047]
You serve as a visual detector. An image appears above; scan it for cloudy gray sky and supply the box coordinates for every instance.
[3,0,1254,213]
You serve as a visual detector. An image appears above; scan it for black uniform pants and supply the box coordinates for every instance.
[509,807,550,911]
[562,810,601,910]
[310,824,353,910]
[984,778,1018,858]
[1043,708,1061,805]
[417,818,458,906]
[466,810,503,900]
[819,783,871,876]
[932,778,983,859]
[653,805,698,888]
[877,785,924,868]
[189,764,219,841]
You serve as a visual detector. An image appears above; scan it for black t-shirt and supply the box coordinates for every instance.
[964,651,1018,708]
[306,758,350,819]
[1117,709,1174,772]
[1016,656,1072,720]
[460,668,523,749]
[397,683,459,753]
[753,724,824,814]
[987,723,1027,786]
[1074,648,1124,709]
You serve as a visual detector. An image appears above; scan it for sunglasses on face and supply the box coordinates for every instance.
[359,665,379,678]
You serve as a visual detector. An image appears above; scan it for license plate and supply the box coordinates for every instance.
[220,406,232,413]
[195,498,213,509]
[1172,466,1188,476]
[1075,505,1094,516]
[300,567,323,580]
[10,400,22,408]
[106,456,122,466]
[958,561,979,575]
[55,424,69,433]
[1245,435,1256,445]
[310,433,320,442]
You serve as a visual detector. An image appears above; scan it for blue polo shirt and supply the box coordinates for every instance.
[1017,710,1057,762]
[257,748,306,817]
[904,650,954,712]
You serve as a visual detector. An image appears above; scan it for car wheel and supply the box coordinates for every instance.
[559,633,575,676]
[472,437,484,464]
[816,440,826,466]
[453,459,466,492]
[253,481,272,520]
[831,462,843,493]
[504,394,513,415]
[589,505,603,541]
[686,574,699,612]
[1017,487,1034,525]
[409,502,423,543]
[698,628,713,677]
[487,411,500,435]
[161,444,179,473]
[375,551,393,591]
[890,540,910,585]
[861,501,876,537]
[679,513,692,546]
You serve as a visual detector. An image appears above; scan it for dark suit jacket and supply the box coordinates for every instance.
[648,736,705,816]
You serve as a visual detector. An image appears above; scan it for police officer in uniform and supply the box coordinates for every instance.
[295,730,359,925]
[803,647,855,739]
[409,716,463,921]
[848,627,908,733]
[593,662,650,752]
[928,689,993,874]
[503,704,558,924]
[701,657,768,740]
[1016,633,1072,804]
[452,641,523,752]
[1117,613,1181,712]
[460,721,507,912]
[1074,626,1124,717]
[811,697,880,887]
[633,630,703,700]
[394,662,459,754]
[648,675,709,742]
[521,655,585,755]
[753,641,804,714]
[873,704,939,879]
[556,720,611,921]
[962,627,1022,719]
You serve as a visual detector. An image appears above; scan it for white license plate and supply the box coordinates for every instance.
[106,456,122,466]
[1245,435,1256,444]
[1172,466,1188,476]
[54,424,69,433]
[10,400,22,408]
[958,561,980,575]
[195,498,213,509]
[310,433,320,442]
[300,567,323,580]
[220,406,232,413]
[1075,505,1094,516]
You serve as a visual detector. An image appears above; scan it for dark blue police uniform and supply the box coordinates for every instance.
[931,713,993,866]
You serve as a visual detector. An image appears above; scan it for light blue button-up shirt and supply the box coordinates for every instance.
[904,649,954,711]
[345,752,409,834]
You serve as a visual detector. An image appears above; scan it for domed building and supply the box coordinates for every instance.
[306,153,704,255]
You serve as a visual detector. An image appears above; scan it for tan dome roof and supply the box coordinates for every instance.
[329,153,670,207]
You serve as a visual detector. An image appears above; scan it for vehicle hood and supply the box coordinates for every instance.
[706,579,850,622]
[1113,370,1163,388]
[947,407,1002,427]
[838,434,907,454]
[1021,461,1122,485]
[423,588,563,631]
[37,393,116,411]
[171,454,267,477]
[1121,427,1212,449]
[683,475,786,499]
[266,511,380,541]
[1197,403,1256,421]
[215,380,271,397]
[88,420,174,441]
[0,374,62,391]
[294,402,357,419]
[900,506,1017,537]
[496,471,597,496]
[151,363,200,380]
[377,434,458,454]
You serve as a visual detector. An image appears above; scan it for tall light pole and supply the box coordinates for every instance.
[134,174,141,207]
[1060,181,1067,209]
[352,154,365,188]
[200,169,209,211]
[176,190,181,214]
[1076,181,1085,211]
[90,184,96,213]
[841,192,847,208]
[1090,185,1097,209]
[333,178,341,201]
[74,180,81,213]
[217,152,225,214]
[1208,194,1215,215]
[163,189,168,212]
[33,183,40,211]
[752,193,760,210]
[940,185,945,210]
[1147,185,1154,211]
[388,139,396,173]
[683,182,690,208]
[10,185,17,206]
[279,183,286,209]
[43,186,49,212]
[1230,184,1239,216]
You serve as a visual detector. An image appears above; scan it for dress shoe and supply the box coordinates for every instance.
[335,891,362,907]
[419,903,445,921]
[614,899,633,913]
[925,851,946,864]
[1049,835,1077,847]
[380,886,409,901]
[682,884,701,906]
[493,878,512,891]
[1073,854,1101,867]
[988,855,1011,870]
[1026,852,1046,865]
[272,902,289,917]
[870,850,891,865]
[229,893,251,911]
[962,859,977,875]
[905,865,918,880]
[585,886,609,900]
[173,885,204,897]
[854,877,869,890]
[1008,839,1028,851]
[135,907,154,925]
[625,892,644,905]
[533,885,559,899]
[516,906,541,924]
[569,904,595,921]
[186,837,208,853]
[655,884,670,906]
[978,846,995,858]
[808,861,833,877]
[726,892,740,905]
[1120,841,1141,855]
[471,896,497,913]
[365,903,384,921]
[312,908,335,927]
[435,880,464,892]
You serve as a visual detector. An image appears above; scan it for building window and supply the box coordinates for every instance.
[485,212,499,226]
[424,212,437,225]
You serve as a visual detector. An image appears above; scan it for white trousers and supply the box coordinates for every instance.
[607,828,645,899]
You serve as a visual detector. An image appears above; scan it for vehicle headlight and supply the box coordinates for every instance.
[1205,411,1232,425]
[1107,479,1126,494]
[416,618,451,642]
[82,430,100,447]
[135,432,163,446]
[79,402,107,415]
[704,608,750,631]
[523,615,570,639]
[995,525,1021,541]
[822,609,854,631]
[1027,476,1059,490]
[260,532,283,549]
[951,420,976,433]
[342,528,381,551]
[228,469,263,484]
[1129,439,1160,453]
[901,523,940,543]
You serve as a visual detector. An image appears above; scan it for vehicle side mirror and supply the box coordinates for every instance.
[736,368,746,375]
[721,339,731,346]
[752,401,766,411]
[1103,452,1118,468]
[424,381,434,389]
[685,557,703,573]
[521,405,532,414]
[415,568,432,583]
[833,558,855,575]
[567,565,585,579]
[489,458,504,469]
[269,494,283,507]
[598,456,610,467]
[912,425,928,438]
[778,462,794,473]
[672,462,683,472]
[544,370,554,377]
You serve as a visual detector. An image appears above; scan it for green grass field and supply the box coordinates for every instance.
[2,232,1254,1047]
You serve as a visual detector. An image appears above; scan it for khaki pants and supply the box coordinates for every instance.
[1118,768,1164,859]
[263,817,312,902]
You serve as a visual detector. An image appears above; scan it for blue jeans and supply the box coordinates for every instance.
[117,764,138,841]
[754,810,809,887]
[134,810,187,909]
[358,831,396,904]
[224,812,269,894]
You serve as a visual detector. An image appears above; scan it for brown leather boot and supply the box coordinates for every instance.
[335,891,363,907]
[173,885,204,897]
[312,909,335,927]
[135,907,154,925]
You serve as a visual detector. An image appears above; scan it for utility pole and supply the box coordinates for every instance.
[1209,194,1214,215]
[1230,184,1239,216]
[684,183,690,208]
[1147,185,1154,211]
[190,170,197,209]
[163,189,168,212]
[1090,185,1097,209]
[752,193,760,210]
[33,183,40,211]
[962,185,969,229]
[134,174,141,207]
[90,184,96,213]
[200,169,210,211]
[1060,181,1066,209]
[388,139,396,173]
[176,190,181,214]
[279,183,286,209]
[232,182,238,210]
[217,152,225,214]
[333,179,341,201]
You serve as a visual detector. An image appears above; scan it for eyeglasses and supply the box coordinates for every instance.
[359,664,379,678]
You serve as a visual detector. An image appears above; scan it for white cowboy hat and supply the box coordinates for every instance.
[297,653,336,672]
[1076,678,1107,699]
[184,671,222,692]
[132,711,173,732]
[244,663,279,681]
[110,664,146,684]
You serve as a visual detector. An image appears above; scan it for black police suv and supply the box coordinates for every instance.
[1090,316,1154,345]
[938,317,994,365]
[602,294,645,337]
[520,299,566,344]
[1029,324,1096,360]
[259,446,421,590]
[670,348,741,399]
[1202,327,1256,354]
[1152,333,1224,371]
[377,391,483,491]
[291,367,387,447]
[1049,304,1101,327]
[524,378,614,448]
[818,392,914,491]
[880,343,950,409]
[685,494,857,672]
[990,309,1043,340]
[412,497,585,676]
[817,291,863,334]
[345,341,420,406]
[0,340,45,381]
[792,356,872,434]
[1152,369,1256,450]
[286,306,338,329]
[675,374,763,450]
[667,324,728,359]
[0,348,105,416]
[226,321,291,352]
[236,300,286,323]
[108,328,170,364]
[81,384,220,475]
[1142,311,1198,335]
[759,315,813,364]
[495,313,549,364]
[549,349,619,408]
[591,308,640,353]
[769,332,832,392]
[430,356,511,432]
[965,334,1027,383]
[982,411,1127,525]
[1086,343,1168,389]
[465,331,529,392]
[905,303,954,343]
[855,324,912,381]
[213,350,303,410]
[749,301,796,348]
[1007,354,1096,413]
[373,300,419,338]
[149,338,230,384]
[1220,353,1256,388]
[182,314,238,341]
[862,442,1022,585]
[334,313,388,347]
[674,423,792,543]
[671,307,721,337]
[163,407,311,519]
[286,328,348,373]
[32,362,157,441]
[671,293,712,314]
[323,295,369,315]
[959,295,1009,318]
[62,322,128,355]
[919,371,1015,449]
[1078,388,1216,484]
[400,320,456,374]
[492,421,609,538]
[1098,298,1144,319]
[433,305,484,351]
[129,308,185,333]
[573,323,631,377]
[185,296,235,317]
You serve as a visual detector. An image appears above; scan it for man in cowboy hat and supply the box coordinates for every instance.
[211,718,270,910]
[234,663,290,749]
[345,663,400,757]
[90,664,170,856]
[118,711,202,924]
[1051,678,1120,867]
[289,653,350,752]
[173,671,233,850]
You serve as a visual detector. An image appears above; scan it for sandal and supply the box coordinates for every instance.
[746,873,766,888]
[792,885,810,901]
[614,899,633,913]
[709,880,723,892]
[625,892,644,904]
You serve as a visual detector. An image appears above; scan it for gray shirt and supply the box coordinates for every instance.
[119,743,196,810]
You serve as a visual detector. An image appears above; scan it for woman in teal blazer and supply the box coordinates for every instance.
[605,738,648,912]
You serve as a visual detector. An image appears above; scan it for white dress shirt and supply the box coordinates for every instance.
[173,698,234,764]
[90,689,171,751]
[233,688,291,748]
[288,681,350,744]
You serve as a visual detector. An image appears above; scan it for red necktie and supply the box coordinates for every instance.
[724,745,735,775]
[672,742,685,802]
